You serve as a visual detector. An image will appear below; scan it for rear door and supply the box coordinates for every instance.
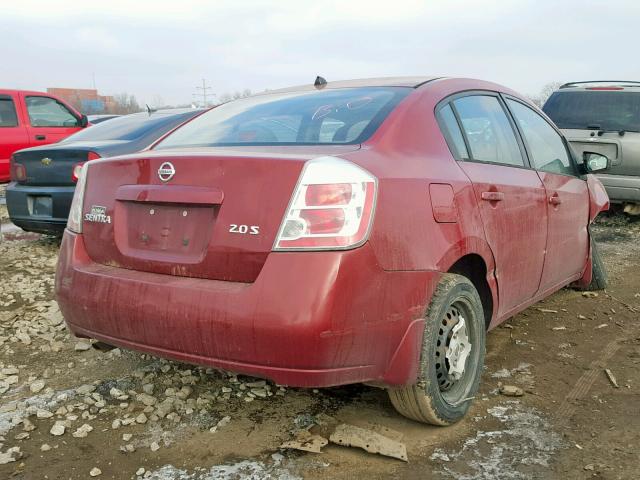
[23,94,82,146]
[440,93,548,317]
[0,93,29,181]
[505,98,589,291]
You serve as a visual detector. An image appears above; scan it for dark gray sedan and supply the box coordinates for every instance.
[6,108,204,234]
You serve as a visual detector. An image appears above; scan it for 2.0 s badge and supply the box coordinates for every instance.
[229,224,260,235]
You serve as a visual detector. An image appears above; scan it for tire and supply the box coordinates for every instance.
[388,273,486,425]
[584,237,608,291]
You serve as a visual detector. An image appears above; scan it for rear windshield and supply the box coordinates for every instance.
[154,87,410,149]
[543,91,640,132]
[63,111,199,142]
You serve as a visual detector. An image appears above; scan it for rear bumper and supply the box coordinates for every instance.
[55,232,440,388]
[8,218,66,235]
[596,173,640,203]
[6,182,74,234]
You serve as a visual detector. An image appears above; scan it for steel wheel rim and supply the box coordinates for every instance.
[434,298,477,405]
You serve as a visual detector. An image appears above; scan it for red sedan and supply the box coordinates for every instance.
[55,77,610,425]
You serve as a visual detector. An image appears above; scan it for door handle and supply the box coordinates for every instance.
[549,193,562,206]
[35,135,46,140]
[481,191,504,202]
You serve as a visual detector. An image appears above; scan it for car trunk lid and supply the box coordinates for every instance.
[13,148,90,186]
[81,146,359,282]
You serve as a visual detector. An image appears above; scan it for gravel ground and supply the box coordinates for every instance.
[0,214,638,479]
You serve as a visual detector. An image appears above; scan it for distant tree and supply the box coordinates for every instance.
[217,89,252,104]
[112,93,142,114]
[529,81,563,108]
[232,88,251,100]
[151,95,166,109]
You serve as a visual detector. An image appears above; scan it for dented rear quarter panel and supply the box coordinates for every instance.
[343,83,495,274]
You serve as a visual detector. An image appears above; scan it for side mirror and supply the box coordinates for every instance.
[583,152,610,173]
[79,114,89,128]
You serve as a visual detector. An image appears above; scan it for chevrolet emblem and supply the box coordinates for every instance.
[41,157,52,166]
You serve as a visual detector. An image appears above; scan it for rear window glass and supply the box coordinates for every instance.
[543,91,640,132]
[436,104,469,159]
[154,87,410,149]
[453,95,524,167]
[64,111,198,142]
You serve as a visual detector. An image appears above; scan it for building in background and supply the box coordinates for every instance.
[46,88,116,114]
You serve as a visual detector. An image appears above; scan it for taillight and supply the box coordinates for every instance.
[72,152,99,183]
[273,157,377,250]
[67,163,89,234]
[9,157,26,182]
[305,183,352,205]
[72,162,85,182]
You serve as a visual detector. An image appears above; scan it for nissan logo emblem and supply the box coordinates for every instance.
[158,162,176,182]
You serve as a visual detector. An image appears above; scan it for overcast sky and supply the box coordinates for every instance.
[2,1,638,106]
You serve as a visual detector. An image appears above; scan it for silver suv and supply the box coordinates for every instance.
[543,81,640,213]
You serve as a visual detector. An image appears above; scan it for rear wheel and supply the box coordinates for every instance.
[388,274,486,425]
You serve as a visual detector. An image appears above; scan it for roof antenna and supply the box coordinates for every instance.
[314,76,327,89]
[145,104,157,115]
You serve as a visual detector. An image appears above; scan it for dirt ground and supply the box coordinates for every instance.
[0,205,638,480]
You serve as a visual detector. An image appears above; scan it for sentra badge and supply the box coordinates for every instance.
[84,205,111,224]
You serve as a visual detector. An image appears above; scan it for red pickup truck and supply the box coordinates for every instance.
[0,89,88,182]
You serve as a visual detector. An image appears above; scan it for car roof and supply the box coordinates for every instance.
[558,80,640,91]
[254,76,441,96]
[0,89,64,96]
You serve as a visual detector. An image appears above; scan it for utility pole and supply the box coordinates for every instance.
[193,79,213,107]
